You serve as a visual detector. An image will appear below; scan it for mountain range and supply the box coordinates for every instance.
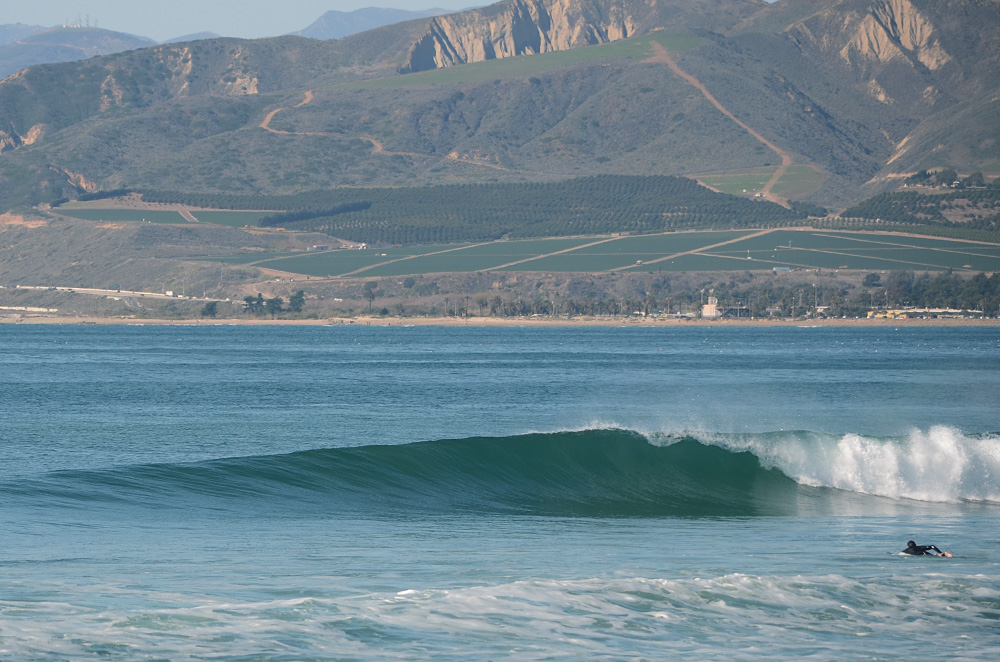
[0,0,997,214]
[0,27,156,79]
[0,24,48,47]
[0,8,471,78]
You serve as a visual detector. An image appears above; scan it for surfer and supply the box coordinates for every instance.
[902,540,953,557]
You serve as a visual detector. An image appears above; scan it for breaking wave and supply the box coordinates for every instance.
[5,427,998,517]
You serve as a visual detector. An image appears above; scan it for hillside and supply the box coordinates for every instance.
[0,0,997,215]
[162,32,223,45]
[0,24,48,47]
[295,8,456,40]
[730,0,1000,194]
[0,27,156,78]
[398,0,760,72]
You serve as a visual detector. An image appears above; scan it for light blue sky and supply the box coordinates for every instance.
[4,1,481,42]
[7,1,780,43]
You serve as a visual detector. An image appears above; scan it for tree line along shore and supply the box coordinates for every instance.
[4,268,996,324]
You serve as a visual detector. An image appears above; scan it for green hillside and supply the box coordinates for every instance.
[1,0,998,220]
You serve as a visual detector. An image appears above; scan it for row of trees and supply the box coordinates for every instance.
[466,275,1000,319]
[244,290,306,317]
[905,169,988,189]
[141,175,805,244]
[198,291,307,318]
[860,271,1000,313]
[671,272,996,319]
[364,271,1000,320]
[257,203,372,228]
[243,294,288,317]
[842,181,1000,231]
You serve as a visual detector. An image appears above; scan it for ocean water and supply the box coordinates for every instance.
[1,324,999,660]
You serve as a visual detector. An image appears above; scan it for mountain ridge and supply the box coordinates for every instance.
[295,7,460,40]
[0,26,157,79]
[0,23,48,47]
[400,0,763,72]
[0,0,997,213]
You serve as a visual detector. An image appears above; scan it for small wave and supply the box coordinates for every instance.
[4,428,997,517]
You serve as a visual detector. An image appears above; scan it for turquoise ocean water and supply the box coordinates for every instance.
[1,324,999,660]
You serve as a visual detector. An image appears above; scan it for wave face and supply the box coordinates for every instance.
[6,428,999,517]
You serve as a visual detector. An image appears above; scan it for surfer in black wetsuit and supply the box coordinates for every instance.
[902,540,952,557]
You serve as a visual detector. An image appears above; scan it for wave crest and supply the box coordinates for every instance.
[6,427,998,516]
[694,426,1000,503]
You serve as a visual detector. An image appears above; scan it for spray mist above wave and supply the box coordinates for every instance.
[664,426,1000,504]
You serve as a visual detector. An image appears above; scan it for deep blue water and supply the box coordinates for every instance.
[1,324,999,660]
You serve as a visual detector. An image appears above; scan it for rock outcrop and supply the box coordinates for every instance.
[839,0,950,72]
[777,0,955,108]
[218,46,260,96]
[401,0,643,73]
[0,123,44,153]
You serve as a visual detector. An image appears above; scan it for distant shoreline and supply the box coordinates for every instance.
[2,315,997,328]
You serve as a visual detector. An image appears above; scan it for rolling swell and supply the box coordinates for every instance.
[5,429,993,517]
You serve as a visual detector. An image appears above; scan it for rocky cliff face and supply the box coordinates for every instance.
[400,0,644,73]
[0,122,43,154]
[838,0,950,72]
[778,0,957,108]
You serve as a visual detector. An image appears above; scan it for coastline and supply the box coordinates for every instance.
[2,314,996,328]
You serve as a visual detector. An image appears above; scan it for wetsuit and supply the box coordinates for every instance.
[902,541,942,555]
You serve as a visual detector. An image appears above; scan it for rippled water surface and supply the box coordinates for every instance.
[2,325,998,660]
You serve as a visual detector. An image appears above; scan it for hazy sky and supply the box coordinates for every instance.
[4,1,481,42]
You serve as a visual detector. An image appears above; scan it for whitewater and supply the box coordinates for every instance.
[1,324,999,660]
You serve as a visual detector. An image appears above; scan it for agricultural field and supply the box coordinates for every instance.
[52,209,189,224]
[357,238,600,277]
[695,165,825,199]
[212,253,297,265]
[629,230,1000,273]
[53,208,276,228]
[190,211,271,227]
[504,231,754,272]
[694,168,774,196]
[248,229,1000,277]
[143,175,797,245]
[252,244,474,277]
[769,166,827,199]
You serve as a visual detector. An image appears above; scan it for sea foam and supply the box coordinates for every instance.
[704,426,1000,503]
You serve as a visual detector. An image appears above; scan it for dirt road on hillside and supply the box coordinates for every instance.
[646,42,793,206]
[259,91,328,136]
[259,91,428,159]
